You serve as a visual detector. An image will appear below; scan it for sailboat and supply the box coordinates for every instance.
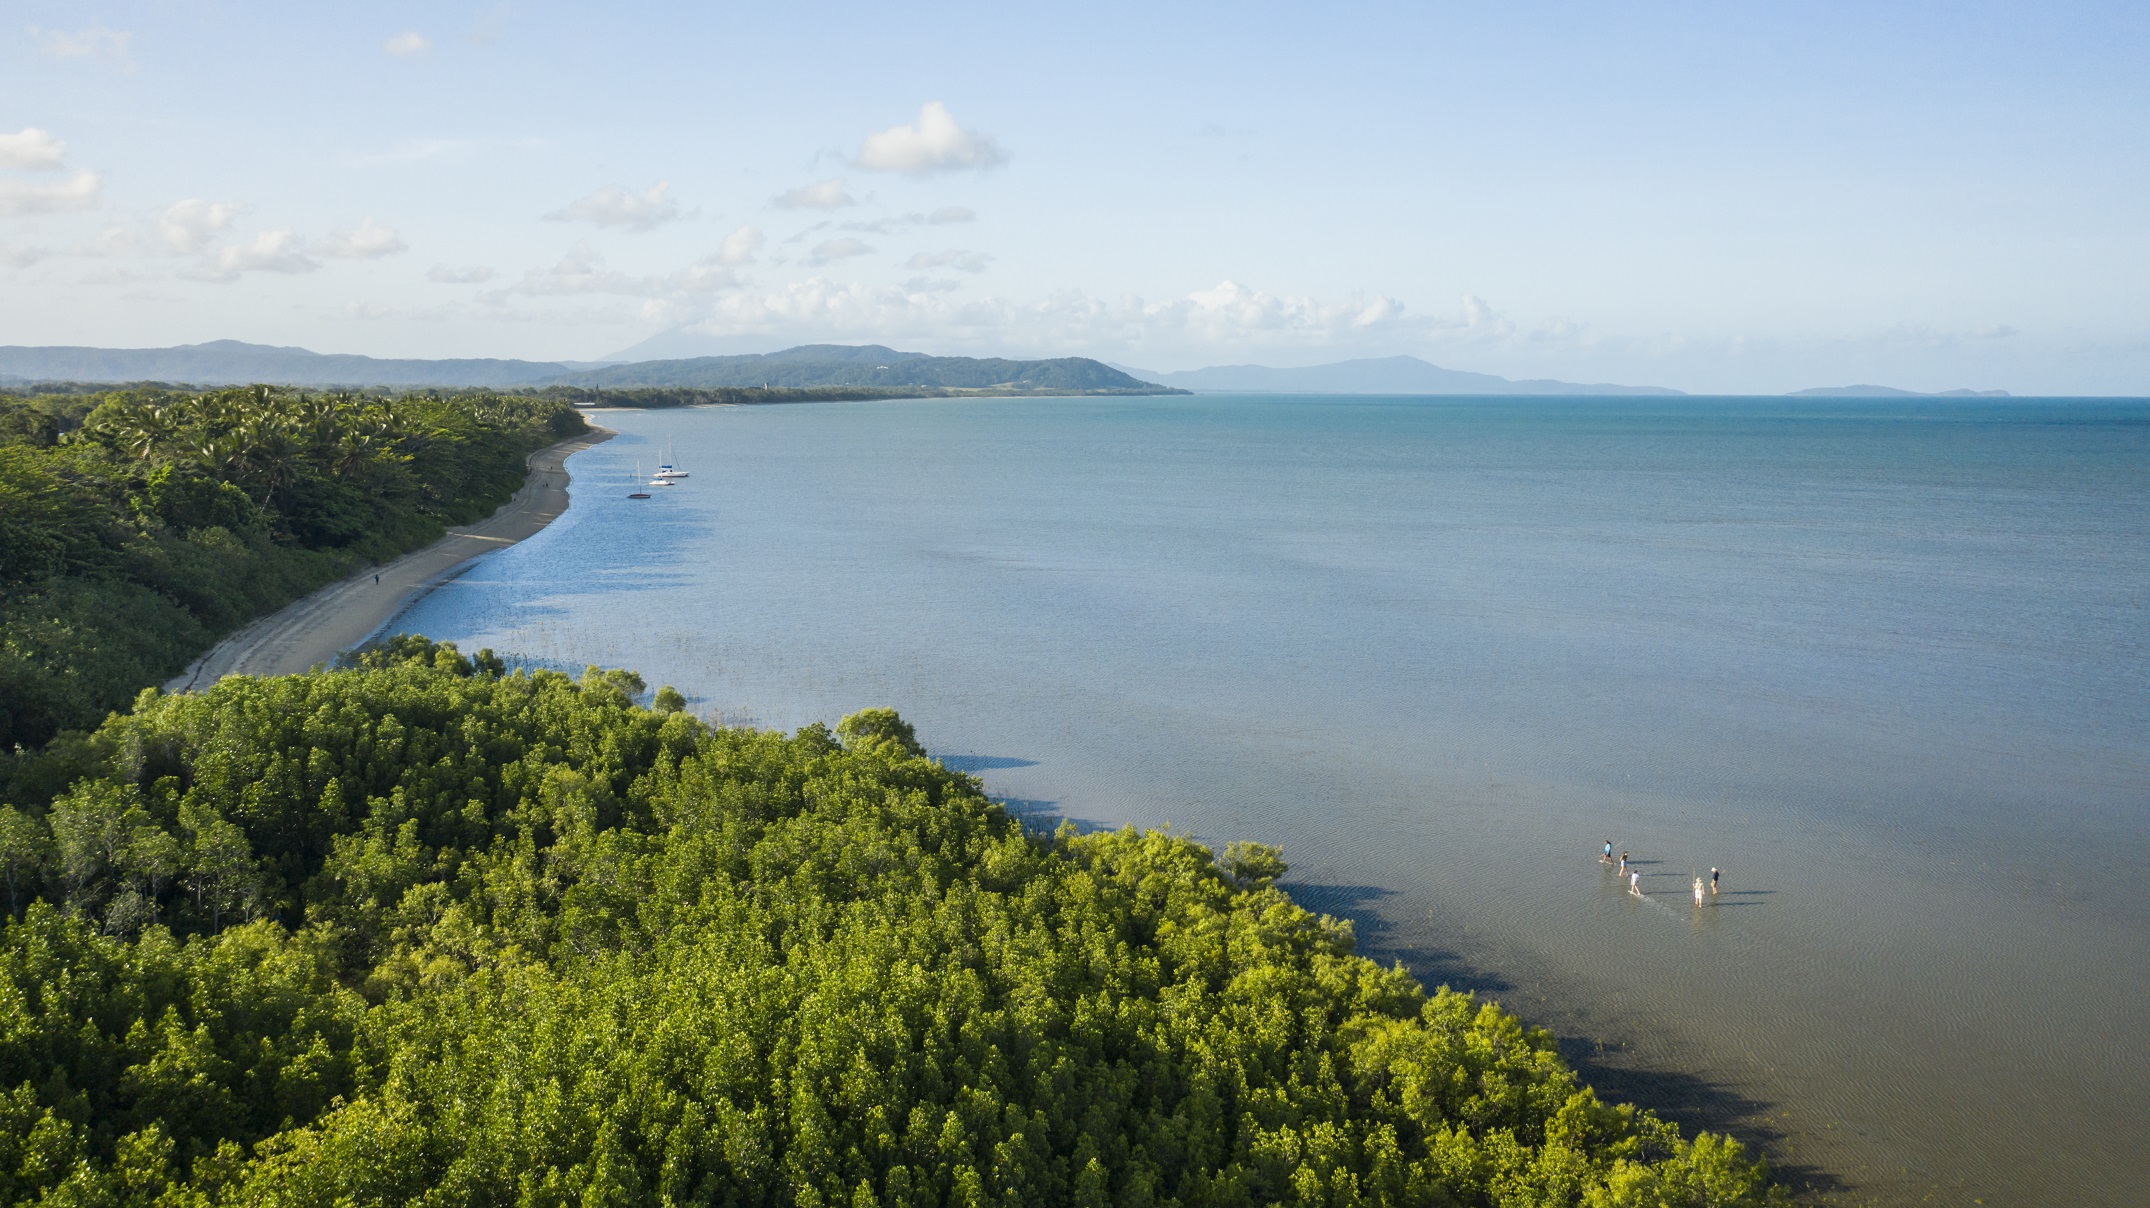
[654,440,689,480]
[627,459,651,499]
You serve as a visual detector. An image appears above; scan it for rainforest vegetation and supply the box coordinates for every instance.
[522,383,1188,408]
[525,385,925,408]
[0,385,584,749]
[0,639,1784,1206]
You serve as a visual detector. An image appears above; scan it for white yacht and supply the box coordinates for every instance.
[654,440,689,479]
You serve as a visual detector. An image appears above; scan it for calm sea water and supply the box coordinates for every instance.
[393,396,2150,1205]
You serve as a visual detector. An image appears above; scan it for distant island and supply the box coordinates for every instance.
[1122,355,1685,396]
[1788,384,2012,398]
[1123,356,2023,397]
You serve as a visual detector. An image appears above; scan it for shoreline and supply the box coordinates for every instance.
[164,425,615,691]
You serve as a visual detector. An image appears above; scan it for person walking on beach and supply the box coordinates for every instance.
[1619,851,1629,876]
[1603,839,1614,863]
[1629,870,1642,896]
[1710,867,1720,895]
[373,573,379,584]
[1693,876,1705,905]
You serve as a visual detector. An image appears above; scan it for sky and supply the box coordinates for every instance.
[2,0,2146,393]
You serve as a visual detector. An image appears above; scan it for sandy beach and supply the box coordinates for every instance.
[164,424,614,691]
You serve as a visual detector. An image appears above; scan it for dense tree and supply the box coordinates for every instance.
[0,385,583,748]
[0,643,1782,1206]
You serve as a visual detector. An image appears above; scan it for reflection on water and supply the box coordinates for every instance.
[393,395,2150,1205]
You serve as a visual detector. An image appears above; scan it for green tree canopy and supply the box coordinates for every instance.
[0,645,1782,1206]
[0,386,583,748]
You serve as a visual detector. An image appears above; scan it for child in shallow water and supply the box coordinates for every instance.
[1693,876,1705,905]
[1629,870,1641,895]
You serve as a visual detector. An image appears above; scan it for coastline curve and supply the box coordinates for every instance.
[164,424,615,691]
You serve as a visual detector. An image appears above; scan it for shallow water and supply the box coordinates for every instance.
[394,395,2150,1205]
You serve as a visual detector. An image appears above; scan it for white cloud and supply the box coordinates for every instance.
[717,225,764,265]
[383,31,432,57]
[905,249,992,274]
[842,206,975,235]
[900,276,961,293]
[0,243,47,268]
[428,263,496,283]
[30,26,133,70]
[773,178,855,210]
[808,237,873,265]
[1177,280,1405,337]
[469,3,512,45]
[158,199,247,252]
[670,257,739,294]
[342,138,471,167]
[502,243,633,296]
[498,243,738,299]
[546,181,679,231]
[314,217,409,259]
[0,169,101,215]
[75,225,135,258]
[200,229,319,280]
[341,301,461,322]
[0,128,66,170]
[657,277,1417,361]
[841,216,907,235]
[854,102,1006,175]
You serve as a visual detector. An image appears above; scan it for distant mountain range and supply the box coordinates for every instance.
[554,345,1162,393]
[1121,355,1683,396]
[0,340,581,388]
[0,340,2013,399]
[0,340,1171,395]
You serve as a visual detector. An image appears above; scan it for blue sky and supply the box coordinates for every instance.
[2,1,2145,392]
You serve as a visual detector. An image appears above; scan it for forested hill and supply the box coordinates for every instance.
[0,385,584,747]
[0,341,574,388]
[0,643,1784,1206]
[0,342,1180,396]
[539,344,1176,393]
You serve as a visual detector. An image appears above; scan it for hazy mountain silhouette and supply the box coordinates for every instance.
[0,340,1169,394]
[0,340,2009,399]
[1128,355,1683,395]
[552,344,1166,392]
[1789,384,2012,398]
[0,340,580,388]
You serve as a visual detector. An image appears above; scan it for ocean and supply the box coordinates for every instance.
[391,394,2150,1205]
